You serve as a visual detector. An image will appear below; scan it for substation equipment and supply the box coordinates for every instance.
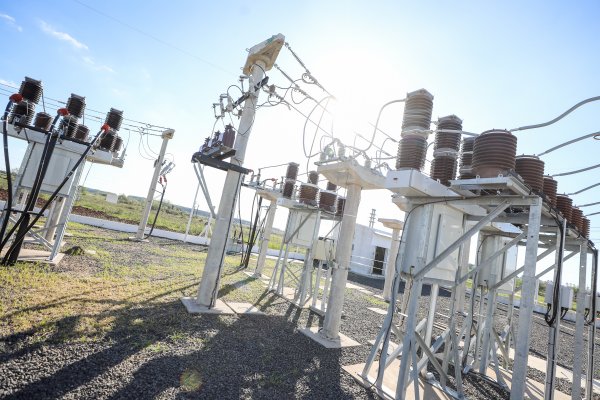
[182,34,286,311]
[0,77,126,263]
[265,166,343,312]
[347,90,598,400]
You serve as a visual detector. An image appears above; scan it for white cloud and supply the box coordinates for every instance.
[39,20,87,50]
[0,78,17,88]
[82,56,115,73]
[0,13,23,32]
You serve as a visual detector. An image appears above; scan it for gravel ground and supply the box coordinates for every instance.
[0,225,598,399]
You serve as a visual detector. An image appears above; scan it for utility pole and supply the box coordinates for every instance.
[133,129,174,241]
[194,35,285,308]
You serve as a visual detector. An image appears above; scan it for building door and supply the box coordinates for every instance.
[372,246,386,275]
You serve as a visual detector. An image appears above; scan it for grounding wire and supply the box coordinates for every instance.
[510,95,600,132]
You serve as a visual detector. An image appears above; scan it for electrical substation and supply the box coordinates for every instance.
[178,34,600,400]
[3,32,600,400]
[0,77,128,264]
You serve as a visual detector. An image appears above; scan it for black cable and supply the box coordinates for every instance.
[143,179,167,239]
[0,101,15,247]
[0,127,106,263]
[241,194,262,268]
[544,212,565,326]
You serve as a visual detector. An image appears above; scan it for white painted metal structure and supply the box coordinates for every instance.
[134,129,174,240]
[379,218,404,302]
[1,120,124,261]
[316,158,386,341]
[194,34,285,308]
[253,185,282,277]
[350,171,597,400]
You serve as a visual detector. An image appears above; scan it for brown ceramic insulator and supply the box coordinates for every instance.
[113,136,123,152]
[461,137,475,153]
[555,195,573,222]
[33,112,52,130]
[582,218,590,238]
[542,176,557,206]
[19,77,43,104]
[396,135,428,170]
[308,171,319,185]
[99,130,117,151]
[336,197,346,217]
[430,157,457,186]
[282,179,295,199]
[8,101,35,125]
[515,155,545,192]
[326,182,337,191]
[285,162,299,180]
[434,115,462,151]
[74,125,89,141]
[60,115,79,138]
[66,93,86,119]
[319,190,337,213]
[105,108,123,131]
[401,89,434,132]
[298,183,319,206]
[472,129,517,178]
[571,207,583,231]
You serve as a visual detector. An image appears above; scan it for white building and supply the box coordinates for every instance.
[349,223,392,277]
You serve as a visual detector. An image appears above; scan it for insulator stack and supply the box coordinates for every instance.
[430,157,457,186]
[8,101,35,125]
[556,195,573,222]
[326,182,337,191]
[113,136,123,152]
[401,89,434,138]
[60,115,79,138]
[308,171,319,185]
[19,77,43,104]
[472,129,517,178]
[222,124,236,148]
[319,190,337,213]
[298,183,319,206]
[336,197,346,218]
[282,180,295,199]
[66,94,86,119]
[33,112,52,130]
[571,207,583,231]
[74,125,90,141]
[396,135,427,170]
[434,115,462,151]
[105,108,123,131]
[515,155,545,192]
[459,137,475,179]
[285,162,299,180]
[542,176,558,206]
[582,218,590,238]
[99,129,117,151]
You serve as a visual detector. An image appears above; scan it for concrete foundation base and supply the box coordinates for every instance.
[127,236,149,243]
[181,298,235,314]
[2,248,65,265]
[299,326,360,348]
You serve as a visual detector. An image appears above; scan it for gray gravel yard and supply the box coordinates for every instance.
[0,223,598,399]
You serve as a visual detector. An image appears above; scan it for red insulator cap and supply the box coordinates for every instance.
[101,123,110,131]
[9,93,23,103]
[58,108,69,116]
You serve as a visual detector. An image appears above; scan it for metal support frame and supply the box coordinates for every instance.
[254,200,277,277]
[268,207,321,307]
[572,240,588,400]
[134,129,174,240]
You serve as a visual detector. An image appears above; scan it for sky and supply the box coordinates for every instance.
[1,1,600,285]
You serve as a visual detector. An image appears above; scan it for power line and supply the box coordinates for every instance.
[71,0,235,76]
